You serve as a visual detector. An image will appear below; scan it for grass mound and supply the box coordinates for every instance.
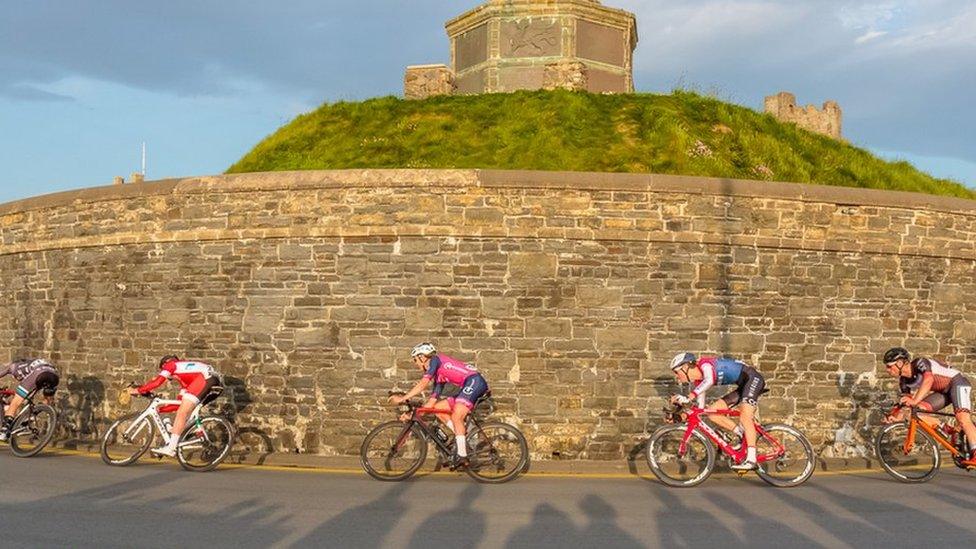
[229,90,971,199]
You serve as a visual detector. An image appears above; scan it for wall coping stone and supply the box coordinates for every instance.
[2,170,974,218]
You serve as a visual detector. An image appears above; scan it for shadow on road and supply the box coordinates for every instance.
[1,470,292,547]
[710,491,819,548]
[294,481,411,546]
[407,484,485,549]
[506,494,643,548]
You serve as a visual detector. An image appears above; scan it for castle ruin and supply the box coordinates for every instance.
[764,91,843,140]
[405,0,637,99]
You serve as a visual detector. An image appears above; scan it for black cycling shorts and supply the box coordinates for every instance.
[720,366,765,408]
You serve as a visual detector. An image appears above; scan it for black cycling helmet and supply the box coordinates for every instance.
[883,347,910,365]
[159,355,180,368]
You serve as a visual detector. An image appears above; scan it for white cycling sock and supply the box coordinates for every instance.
[747,446,757,462]
[456,435,467,457]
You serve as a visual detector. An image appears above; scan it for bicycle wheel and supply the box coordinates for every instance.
[465,421,529,484]
[755,424,815,487]
[177,416,236,472]
[9,404,58,458]
[876,422,940,483]
[101,413,155,466]
[646,424,716,487]
[360,421,428,481]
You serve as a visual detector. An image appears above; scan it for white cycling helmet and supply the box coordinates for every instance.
[411,342,437,357]
[669,352,697,371]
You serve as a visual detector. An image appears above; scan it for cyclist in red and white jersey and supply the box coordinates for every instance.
[128,355,222,457]
[390,342,489,468]
[882,347,976,465]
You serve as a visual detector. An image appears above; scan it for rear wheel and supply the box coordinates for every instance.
[754,424,815,487]
[876,422,940,483]
[464,421,529,484]
[101,413,155,466]
[360,421,428,481]
[646,424,716,487]
[10,404,58,457]
[176,416,236,472]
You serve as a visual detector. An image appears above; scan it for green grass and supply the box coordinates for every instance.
[228,90,973,199]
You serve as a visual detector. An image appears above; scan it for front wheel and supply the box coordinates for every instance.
[177,416,236,472]
[360,421,429,481]
[465,421,529,484]
[754,424,815,487]
[9,404,58,457]
[646,424,716,487]
[101,413,155,466]
[876,422,940,483]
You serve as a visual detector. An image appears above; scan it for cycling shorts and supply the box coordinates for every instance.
[181,376,221,404]
[918,375,972,413]
[16,369,60,398]
[720,366,765,408]
[450,374,489,410]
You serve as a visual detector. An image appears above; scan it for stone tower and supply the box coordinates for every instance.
[405,0,638,99]
[764,91,843,140]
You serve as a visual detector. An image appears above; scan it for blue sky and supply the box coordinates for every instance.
[1,0,973,203]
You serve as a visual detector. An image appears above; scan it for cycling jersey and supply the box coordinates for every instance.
[689,356,764,408]
[424,354,488,409]
[0,358,57,382]
[0,359,60,398]
[137,360,218,403]
[900,357,963,395]
[900,357,971,413]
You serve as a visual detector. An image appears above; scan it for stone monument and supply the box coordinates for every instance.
[764,91,843,140]
[405,0,637,99]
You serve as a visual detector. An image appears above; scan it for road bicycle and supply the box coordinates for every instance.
[646,397,815,487]
[361,391,529,483]
[0,388,59,457]
[875,404,976,483]
[100,385,235,472]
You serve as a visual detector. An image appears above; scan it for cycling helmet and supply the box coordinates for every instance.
[669,352,697,371]
[883,347,910,365]
[410,343,437,358]
[159,355,180,368]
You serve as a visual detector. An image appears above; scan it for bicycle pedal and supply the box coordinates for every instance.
[735,470,749,477]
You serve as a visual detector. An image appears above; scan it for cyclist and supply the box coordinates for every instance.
[881,347,976,465]
[128,355,222,458]
[0,358,60,442]
[389,342,489,468]
[668,352,765,471]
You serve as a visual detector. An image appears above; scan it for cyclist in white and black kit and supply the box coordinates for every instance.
[0,358,60,441]
[882,347,976,465]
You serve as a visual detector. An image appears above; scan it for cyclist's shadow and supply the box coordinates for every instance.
[295,481,412,546]
[219,375,275,465]
[407,484,485,549]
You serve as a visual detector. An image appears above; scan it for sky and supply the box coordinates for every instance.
[1,0,973,203]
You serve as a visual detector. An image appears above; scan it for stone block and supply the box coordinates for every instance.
[525,318,572,338]
[508,252,557,279]
[595,327,646,350]
[577,287,623,307]
[404,65,456,100]
[844,318,882,337]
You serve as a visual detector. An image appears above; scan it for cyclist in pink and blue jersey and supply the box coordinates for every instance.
[390,342,489,468]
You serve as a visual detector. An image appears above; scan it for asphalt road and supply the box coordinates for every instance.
[2,450,975,548]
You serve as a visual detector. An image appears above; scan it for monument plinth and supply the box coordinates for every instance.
[405,0,637,99]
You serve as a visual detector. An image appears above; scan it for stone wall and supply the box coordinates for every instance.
[1,169,975,460]
[765,91,843,140]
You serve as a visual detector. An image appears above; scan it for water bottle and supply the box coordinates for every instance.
[162,417,173,438]
[434,424,449,443]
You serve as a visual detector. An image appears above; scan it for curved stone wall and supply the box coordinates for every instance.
[1,169,974,460]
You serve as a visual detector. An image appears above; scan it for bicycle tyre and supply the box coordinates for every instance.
[464,421,529,484]
[360,421,429,481]
[875,422,940,483]
[9,404,58,458]
[754,424,815,487]
[646,424,716,487]
[101,413,155,466]
[176,416,236,472]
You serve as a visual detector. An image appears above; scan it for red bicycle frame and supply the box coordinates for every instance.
[679,406,786,464]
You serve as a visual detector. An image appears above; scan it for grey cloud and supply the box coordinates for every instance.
[0,83,75,102]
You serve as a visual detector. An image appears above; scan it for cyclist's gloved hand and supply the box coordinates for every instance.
[670,394,691,405]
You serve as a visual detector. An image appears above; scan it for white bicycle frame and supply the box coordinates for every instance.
[125,396,205,448]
